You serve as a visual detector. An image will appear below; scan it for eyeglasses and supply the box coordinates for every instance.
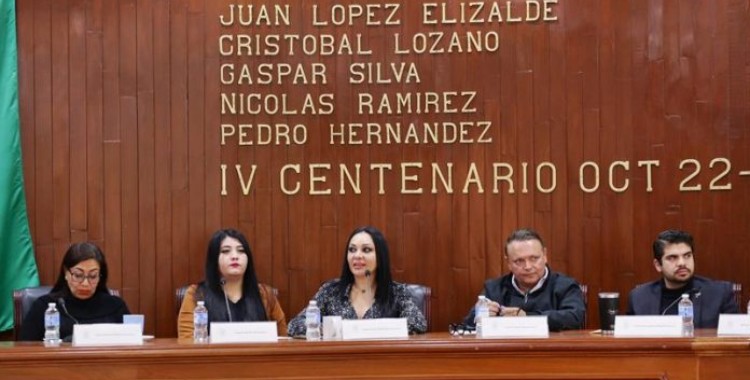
[68,270,101,284]
[448,323,476,336]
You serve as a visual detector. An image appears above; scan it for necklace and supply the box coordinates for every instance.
[353,284,372,294]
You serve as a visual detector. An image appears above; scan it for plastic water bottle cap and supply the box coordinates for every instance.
[681,293,689,299]
[197,301,205,306]
[309,300,317,306]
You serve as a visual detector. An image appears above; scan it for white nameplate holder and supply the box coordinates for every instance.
[614,315,682,337]
[209,321,278,343]
[479,316,549,338]
[718,314,750,336]
[73,323,143,346]
[341,318,408,340]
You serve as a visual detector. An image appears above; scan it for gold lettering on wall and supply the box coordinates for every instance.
[213,3,743,197]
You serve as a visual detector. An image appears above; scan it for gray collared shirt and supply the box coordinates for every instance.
[511,266,550,299]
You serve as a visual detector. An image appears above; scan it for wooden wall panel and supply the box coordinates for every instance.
[151,0,172,335]
[15,0,750,337]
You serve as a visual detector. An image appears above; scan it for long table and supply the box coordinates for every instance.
[1,330,748,379]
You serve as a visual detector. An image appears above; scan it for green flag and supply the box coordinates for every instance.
[0,0,39,332]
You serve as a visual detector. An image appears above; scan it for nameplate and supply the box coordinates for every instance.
[614,316,682,337]
[718,314,750,336]
[209,321,278,343]
[72,324,143,346]
[341,318,408,340]
[479,316,549,338]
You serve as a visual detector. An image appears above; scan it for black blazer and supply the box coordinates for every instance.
[626,275,738,328]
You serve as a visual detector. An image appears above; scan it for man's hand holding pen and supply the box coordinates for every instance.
[499,305,526,317]
[483,300,526,317]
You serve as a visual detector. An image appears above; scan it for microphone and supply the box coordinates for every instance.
[57,298,80,325]
[660,287,701,315]
[220,278,233,322]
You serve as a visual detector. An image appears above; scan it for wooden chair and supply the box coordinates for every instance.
[404,283,432,332]
[732,283,743,310]
[579,284,588,329]
[174,285,190,316]
[13,286,120,341]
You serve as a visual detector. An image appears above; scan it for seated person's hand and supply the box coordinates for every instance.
[499,306,526,317]
[487,300,501,316]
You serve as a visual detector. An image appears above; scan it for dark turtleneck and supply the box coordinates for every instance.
[659,278,694,315]
[19,290,130,342]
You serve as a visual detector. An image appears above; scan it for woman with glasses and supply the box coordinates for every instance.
[19,242,130,341]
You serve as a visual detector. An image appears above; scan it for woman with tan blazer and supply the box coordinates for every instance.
[177,229,286,338]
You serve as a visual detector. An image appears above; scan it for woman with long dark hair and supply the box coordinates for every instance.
[177,229,286,337]
[19,242,130,341]
[287,226,426,336]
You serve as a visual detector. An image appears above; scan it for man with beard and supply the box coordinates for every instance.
[627,229,738,328]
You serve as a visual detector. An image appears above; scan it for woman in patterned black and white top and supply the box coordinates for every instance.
[288,226,427,336]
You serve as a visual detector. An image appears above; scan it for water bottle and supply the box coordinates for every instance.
[193,300,209,343]
[305,300,321,341]
[474,295,490,337]
[43,302,61,347]
[677,293,694,337]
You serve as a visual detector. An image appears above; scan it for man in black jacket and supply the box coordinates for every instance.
[463,229,585,331]
[627,229,738,328]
